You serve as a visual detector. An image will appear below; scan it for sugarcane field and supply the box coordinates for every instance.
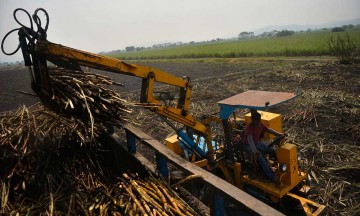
[1,58,359,215]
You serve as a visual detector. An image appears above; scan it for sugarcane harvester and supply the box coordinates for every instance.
[2,8,325,215]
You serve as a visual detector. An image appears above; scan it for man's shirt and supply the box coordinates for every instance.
[243,123,268,145]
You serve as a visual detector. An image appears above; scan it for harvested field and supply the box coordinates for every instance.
[1,58,359,215]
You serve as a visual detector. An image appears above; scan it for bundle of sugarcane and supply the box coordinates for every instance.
[47,66,132,128]
[85,173,199,216]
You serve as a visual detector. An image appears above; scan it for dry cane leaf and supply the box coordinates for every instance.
[311,170,319,184]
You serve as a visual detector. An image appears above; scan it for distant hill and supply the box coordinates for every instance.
[251,18,360,35]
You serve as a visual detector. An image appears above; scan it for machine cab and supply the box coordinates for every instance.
[166,91,325,214]
[218,91,320,208]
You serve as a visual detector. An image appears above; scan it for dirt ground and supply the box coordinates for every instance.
[0,62,270,112]
[1,58,359,215]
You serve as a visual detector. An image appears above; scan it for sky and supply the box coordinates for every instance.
[1,0,359,62]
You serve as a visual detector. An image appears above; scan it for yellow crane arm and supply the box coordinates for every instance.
[36,41,185,86]
[36,40,211,147]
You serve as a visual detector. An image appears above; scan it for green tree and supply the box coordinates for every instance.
[332,27,345,32]
[275,30,295,37]
[125,46,135,52]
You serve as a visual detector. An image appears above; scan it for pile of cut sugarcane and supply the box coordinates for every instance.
[47,66,132,127]
[0,104,199,215]
[87,173,199,216]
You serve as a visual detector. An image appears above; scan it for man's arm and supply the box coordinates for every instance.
[267,128,284,137]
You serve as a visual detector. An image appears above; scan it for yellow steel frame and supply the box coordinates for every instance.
[287,193,326,216]
[241,171,307,200]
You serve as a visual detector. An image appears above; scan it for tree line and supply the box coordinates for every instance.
[238,24,360,40]
[98,24,360,55]
[238,29,295,39]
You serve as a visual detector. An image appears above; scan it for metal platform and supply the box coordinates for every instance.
[218,90,297,110]
[217,90,297,119]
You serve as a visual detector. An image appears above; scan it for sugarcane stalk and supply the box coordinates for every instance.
[158,183,181,213]
[168,205,187,216]
[121,182,148,216]
[149,182,169,211]
[137,181,157,194]
[138,183,159,199]
[151,177,197,216]
[131,180,171,216]
[171,175,202,187]
[130,181,155,215]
